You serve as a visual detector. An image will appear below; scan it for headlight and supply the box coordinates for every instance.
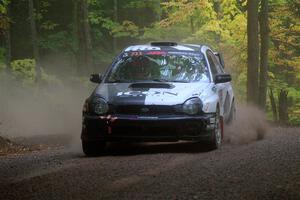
[91,96,108,115]
[182,98,202,115]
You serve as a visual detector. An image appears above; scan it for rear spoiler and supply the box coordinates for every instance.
[214,52,225,69]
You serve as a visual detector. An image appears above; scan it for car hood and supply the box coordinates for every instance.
[94,82,212,105]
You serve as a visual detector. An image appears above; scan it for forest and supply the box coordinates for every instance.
[0,0,299,125]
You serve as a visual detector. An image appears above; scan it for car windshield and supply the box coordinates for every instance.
[106,51,210,83]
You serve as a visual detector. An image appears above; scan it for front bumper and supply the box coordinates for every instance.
[81,114,216,142]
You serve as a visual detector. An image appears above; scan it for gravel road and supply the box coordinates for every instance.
[0,127,299,200]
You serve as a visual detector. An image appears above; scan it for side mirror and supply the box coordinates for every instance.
[215,73,231,84]
[214,52,225,69]
[90,73,102,83]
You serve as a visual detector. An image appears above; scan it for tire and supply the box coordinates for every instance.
[209,106,223,150]
[82,140,106,156]
[225,100,236,125]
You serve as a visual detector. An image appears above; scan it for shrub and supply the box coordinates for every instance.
[10,59,36,83]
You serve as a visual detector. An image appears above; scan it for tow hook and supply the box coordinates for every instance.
[99,115,118,134]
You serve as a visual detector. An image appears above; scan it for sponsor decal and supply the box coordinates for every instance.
[117,91,178,97]
[125,45,161,51]
[122,51,202,58]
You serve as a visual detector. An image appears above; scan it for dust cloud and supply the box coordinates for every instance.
[0,73,93,151]
[224,104,270,144]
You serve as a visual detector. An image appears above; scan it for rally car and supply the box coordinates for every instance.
[81,42,235,156]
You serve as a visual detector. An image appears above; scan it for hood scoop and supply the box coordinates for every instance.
[129,82,174,89]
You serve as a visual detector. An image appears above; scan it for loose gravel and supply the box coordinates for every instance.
[0,127,299,200]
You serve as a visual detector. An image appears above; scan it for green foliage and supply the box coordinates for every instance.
[40,20,59,31]
[39,31,72,51]
[0,0,10,14]
[142,24,191,41]
[9,59,64,86]
[0,0,10,33]
[10,59,36,83]
[95,17,139,38]
[88,5,139,38]
[35,0,51,21]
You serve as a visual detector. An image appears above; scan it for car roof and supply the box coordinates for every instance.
[123,42,203,53]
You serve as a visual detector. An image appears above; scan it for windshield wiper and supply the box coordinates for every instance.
[151,78,169,82]
[169,80,189,83]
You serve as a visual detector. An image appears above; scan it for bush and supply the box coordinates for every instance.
[10,59,36,83]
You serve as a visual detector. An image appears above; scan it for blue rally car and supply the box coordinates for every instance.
[81,42,235,156]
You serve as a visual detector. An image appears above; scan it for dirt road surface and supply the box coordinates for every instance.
[0,127,299,200]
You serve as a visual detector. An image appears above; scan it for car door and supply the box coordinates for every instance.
[206,50,229,117]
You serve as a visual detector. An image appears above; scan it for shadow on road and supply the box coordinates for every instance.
[89,142,213,157]
[9,134,215,158]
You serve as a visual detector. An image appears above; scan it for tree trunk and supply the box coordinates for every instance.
[213,0,221,43]
[269,88,278,122]
[247,0,260,105]
[28,0,42,82]
[72,0,79,73]
[5,3,11,73]
[156,0,161,21]
[190,17,194,33]
[77,0,93,74]
[82,0,93,72]
[112,0,118,53]
[258,0,269,110]
[278,89,289,125]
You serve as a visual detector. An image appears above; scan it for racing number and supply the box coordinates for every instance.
[130,51,143,56]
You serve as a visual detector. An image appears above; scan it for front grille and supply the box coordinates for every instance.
[111,105,176,115]
[110,120,207,137]
[111,124,176,136]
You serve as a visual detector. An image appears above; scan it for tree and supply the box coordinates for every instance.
[112,0,118,53]
[247,0,260,105]
[258,0,269,110]
[76,0,93,74]
[269,88,278,121]
[72,0,79,71]
[5,5,11,72]
[28,0,42,82]
[156,0,161,21]
[278,89,289,124]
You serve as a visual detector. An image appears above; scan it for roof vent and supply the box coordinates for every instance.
[150,42,178,47]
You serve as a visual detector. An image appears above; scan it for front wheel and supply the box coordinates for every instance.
[82,141,106,156]
[208,107,223,150]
